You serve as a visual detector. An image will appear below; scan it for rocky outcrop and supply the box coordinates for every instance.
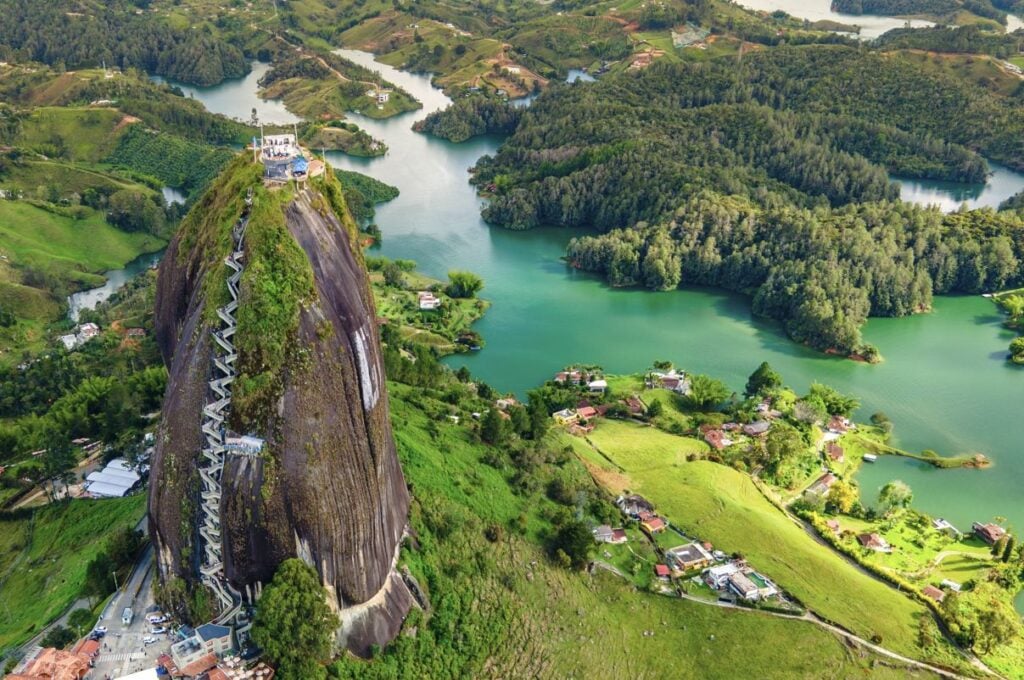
[149,159,411,656]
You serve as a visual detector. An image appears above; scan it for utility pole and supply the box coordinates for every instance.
[112,570,120,592]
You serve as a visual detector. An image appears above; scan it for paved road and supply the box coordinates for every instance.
[88,544,170,679]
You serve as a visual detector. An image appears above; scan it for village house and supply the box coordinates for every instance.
[77,322,100,341]
[654,371,690,394]
[857,533,892,553]
[703,428,731,451]
[417,291,442,310]
[640,515,667,534]
[654,564,671,581]
[742,420,771,437]
[704,562,740,589]
[552,408,579,425]
[827,415,853,434]
[616,494,654,518]
[666,542,714,574]
[587,378,608,393]
[623,396,645,416]
[59,334,79,351]
[495,397,518,411]
[727,571,759,600]
[922,585,946,604]
[554,370,583,385]
[806,472,837,497]
[940,579,962,593]
[825,441,845,463]
[972,522,1007,546]
[576,405,599,421]
[171,623,235,671]
[592,525,628,544]
[125,327,146,338]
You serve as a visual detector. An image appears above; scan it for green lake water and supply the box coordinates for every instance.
[170,50,1024,542]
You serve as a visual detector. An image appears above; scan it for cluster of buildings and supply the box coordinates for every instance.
[255,132,311,182]
[166,623,238,678]
[59,322,101,351]
[6,645,94,680]
[552,368,606,391]
[417,291,442,310]
[645,369,690,395]
[701,419,772,452]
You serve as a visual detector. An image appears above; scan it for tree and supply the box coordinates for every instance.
[745,361,782,397]
[527,397,549,440]
[107,190,166,234]
[82,551,116,603]
[1002,535,1016,563]
[807,383,859,417]
[870,411,893,435]
[646,398,663,418]
[481,408,506,445]
[550,520,592,569]
[445,270,484,298]
[826,479,858,514]
[685,374,730,410]
[68,608,95,637]
[41,626,75,649]
[251,559,334,680]
[382,261,404,288]
[877,480,912,514]
[41,430,76,502]
[991,535,1009,559]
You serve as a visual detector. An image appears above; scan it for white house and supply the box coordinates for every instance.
[59,334,79,351]
[587,379,608,393]
[418,291,442,310]
[704,562,740,589]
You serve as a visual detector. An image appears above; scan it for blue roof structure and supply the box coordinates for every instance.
[196,623,232,642]
[292,156,309,174]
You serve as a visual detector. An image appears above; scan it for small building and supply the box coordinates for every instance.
[640,515,667,534]
[666,542,714,574]
[972,522,1007,546]
[863,454,878,463]
[825,441,845,463]
[742,420,771,437]
[704,562,740,589]
[922,585,946,604]
[857,533,892,553]
[940,579,962,593]
[826,519,840,534]
[807,472,837,497]
[932,518,961,537]
[657,372,690,394]
[377,90,390,104]
[171,624,234,670]
[593,525,627,544]
[703,429,730,451]
[587,379,607,393]
[506,66,521,75]
[495,397,518,411]
[554,370,582,385]
[576,405,599,420]
[827,415,852,434]
[616,494,653,518]
[654,564,671,581]
[727,571,760,601]
[77,322,100,341]
[552,408,579,425]
[59,334,79,351]
[623,396,645,416]
[417,291,442,310]
[125,327,146,338]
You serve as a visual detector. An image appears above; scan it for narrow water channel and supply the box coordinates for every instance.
[167,48,1024,540]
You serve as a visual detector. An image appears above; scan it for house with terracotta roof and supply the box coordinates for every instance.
[640,515,667,534]
[623,396,645,416]
[807,472,837,497]
[654,563,671,580]
[972,522,1007,546]
[827,415,852,434]
[857,533,892,553]
[593,525,628,544]
[742,420,771,437]
[922,585,946,603]
[6,647,90,680]
[825,441,845,463]
[576,405,599,420]
[703,429,730,451]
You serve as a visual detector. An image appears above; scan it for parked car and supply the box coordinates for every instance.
[94,626,108,635]
[143,636,157,645]
[146,614,166,624]
[151,627,167,635]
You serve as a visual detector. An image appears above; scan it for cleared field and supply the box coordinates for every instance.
[0,201,165,285]
[575,420,967,667]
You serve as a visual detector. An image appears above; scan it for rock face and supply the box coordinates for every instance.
[149,163,411,656]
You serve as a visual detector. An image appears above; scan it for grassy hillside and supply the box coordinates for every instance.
[572,420,969,669]
[331,383,933,678]
[0,495,147,651]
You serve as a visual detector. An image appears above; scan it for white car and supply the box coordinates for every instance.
[151,626,167,635]
[146,615,166,624]
[94,626,108,635]
[142,636,157,645]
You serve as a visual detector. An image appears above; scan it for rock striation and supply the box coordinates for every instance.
[149,158,411,656]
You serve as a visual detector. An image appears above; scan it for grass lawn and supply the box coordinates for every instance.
[0,201,165,287]
[588,419,707,471]
[13,107,129,163]
[572,420,967,668]
[0,495,146,650]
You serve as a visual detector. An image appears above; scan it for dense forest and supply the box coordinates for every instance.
[107,125,236,199]
[833,0,1007,21]
[0,0,248,86]
[459,45,1024,354]
[414,98,524,143]
[874,25,1024,56]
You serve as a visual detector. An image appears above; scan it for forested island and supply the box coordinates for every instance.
[438,46,1024,357]
[832,0,1011,23]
